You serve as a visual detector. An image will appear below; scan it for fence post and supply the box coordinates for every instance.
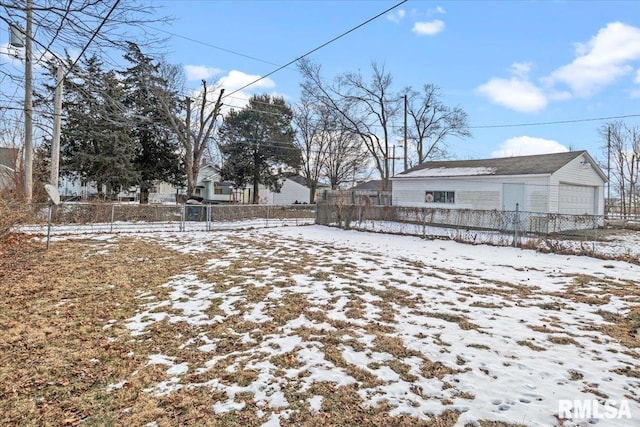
[206,204,211,231]
[46,201,53,250]
[110,204,115,233]
[180,204,185,232]
[513,203,519,247]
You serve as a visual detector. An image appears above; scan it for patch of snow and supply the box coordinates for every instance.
[401,166,496,177]
[307,395,323,413]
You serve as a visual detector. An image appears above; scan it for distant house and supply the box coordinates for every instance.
[0,147,19,191]
[54,164,312,205]
[257,175,311,204]
[191,164,246,203]
[351,180,392,191]
[392,151,607,216]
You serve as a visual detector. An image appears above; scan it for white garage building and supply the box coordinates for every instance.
[391,151,607,216]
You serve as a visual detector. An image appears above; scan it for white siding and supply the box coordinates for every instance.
[259,179,310,205]
[558,184,596,215]
[550,153,605,215]
[392,175,550,212]
[149,181,181,204]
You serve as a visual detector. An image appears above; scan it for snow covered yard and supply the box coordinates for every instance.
[1,225,639,426]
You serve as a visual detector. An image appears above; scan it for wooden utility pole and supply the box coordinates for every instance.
[607,126,611,215]
[24,0,34,202]
[50,63,64,189]
[403,94,408,171]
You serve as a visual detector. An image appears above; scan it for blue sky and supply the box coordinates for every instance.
[152,0,640,168]
[2,1,639,173]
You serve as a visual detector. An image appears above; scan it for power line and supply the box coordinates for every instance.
[143,24,282,68]
[61,0,122,82]
[224,0,408,99]
[469,114,640,129]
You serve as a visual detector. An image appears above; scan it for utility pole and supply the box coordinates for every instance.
[24,0,34,202]
[403,94,408,171]
[392,145,396,176]
[607,126,611,215]
[50,63,64,189]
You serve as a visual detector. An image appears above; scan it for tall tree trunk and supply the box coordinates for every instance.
[140,183,149,204]
[253,177,260,204]
[310,185,317,204]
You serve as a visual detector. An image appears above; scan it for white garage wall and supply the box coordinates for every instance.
[392,175,550,212]
[558,184,597,215]
[550,154,605,215]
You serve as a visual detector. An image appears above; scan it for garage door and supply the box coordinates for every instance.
[558,184,596,215]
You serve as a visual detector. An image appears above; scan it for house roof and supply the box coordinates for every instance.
[396,151,596,178]
[287,175,309,187]
[351,180,392,191]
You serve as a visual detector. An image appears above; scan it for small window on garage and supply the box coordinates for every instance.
[426,191,455,204]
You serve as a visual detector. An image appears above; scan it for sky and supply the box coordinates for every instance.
[149,0,640,169]
[2,0,640,176]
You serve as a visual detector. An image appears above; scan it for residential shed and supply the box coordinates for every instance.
[258,176,311,205]
[391,151,607,216]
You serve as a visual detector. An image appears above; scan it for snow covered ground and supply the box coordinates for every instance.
[39,225,640,425]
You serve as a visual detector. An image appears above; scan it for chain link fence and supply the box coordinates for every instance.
[18,202,316,234]
[316,202,607,246]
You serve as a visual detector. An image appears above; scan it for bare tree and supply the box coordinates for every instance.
[601,121,640,217]
[158,78,225,197]
[1,0,169,201]
[0,1,167,64]
[293,99,329,202]
[323,119,370,190]
[403,84,471,165]
[299,59,400,191]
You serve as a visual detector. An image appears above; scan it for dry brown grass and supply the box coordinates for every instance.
[0,236,195,426]
[516,340,547,352]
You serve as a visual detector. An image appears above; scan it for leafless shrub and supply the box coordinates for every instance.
[0,198,34,242]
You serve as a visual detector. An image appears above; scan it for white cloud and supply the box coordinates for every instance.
[184,65,222,81]
[185,70,277,116]
[631,89,640,98]
[510,61,533,78]
[387,9,406,24]
[491,136,569,158]
[477,61,548,113]
[635,69,640,83]
[412,20,445,36]
[545,22,640,97]
[476,77,547,113]
[435,6,446,14]
[218,70,275,93]
[218,70,277,113]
